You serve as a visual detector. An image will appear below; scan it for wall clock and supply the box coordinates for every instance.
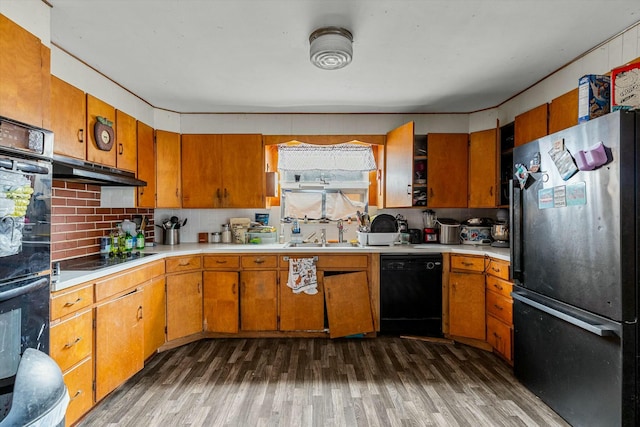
[94,116,114,151]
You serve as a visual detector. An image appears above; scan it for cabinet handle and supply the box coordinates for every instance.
[493,304,504,311]
[137,305,143,320]
[232,282,237,294]
[224,188,228,198]
[216,260,227,264]
[197,282,201,294]
[70,389,83,401]
[253,258,265,264]
[216,188,221,200]
[406,184,411,195]
[493,283,504,291]
[462,262,474,266]
[492,267,501,272]
[429,188,434,198]
[118,143,124,155]
[64,337,82,348]
[175,188,179,198]
[140,187,144,195]
[63,297,82,307]
[77,129,84,143]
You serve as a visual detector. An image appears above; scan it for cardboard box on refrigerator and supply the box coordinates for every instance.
[578,74,610,123]
[611,63,640,111]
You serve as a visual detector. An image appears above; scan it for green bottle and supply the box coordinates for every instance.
[136,230,145,249]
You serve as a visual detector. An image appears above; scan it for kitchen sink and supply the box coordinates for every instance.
[285,242,356,248]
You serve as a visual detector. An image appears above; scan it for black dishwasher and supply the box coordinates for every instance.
[380,253,443,337]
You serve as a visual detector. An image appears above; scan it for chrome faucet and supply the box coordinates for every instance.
[337,219,344,243]
[320,228,326,246]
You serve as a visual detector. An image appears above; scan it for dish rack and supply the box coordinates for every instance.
[357,231,400,246]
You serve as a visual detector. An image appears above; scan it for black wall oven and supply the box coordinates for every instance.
[0,116,53,420]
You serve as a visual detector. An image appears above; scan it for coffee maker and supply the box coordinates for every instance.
[422,210,438,243]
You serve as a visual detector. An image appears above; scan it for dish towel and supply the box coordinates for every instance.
[287,258,318,295]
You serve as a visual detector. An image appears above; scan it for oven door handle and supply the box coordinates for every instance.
[0,277,49,302]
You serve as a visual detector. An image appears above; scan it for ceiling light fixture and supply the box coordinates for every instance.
[309,27,353,70]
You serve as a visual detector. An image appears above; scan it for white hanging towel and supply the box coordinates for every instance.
[287,258,318,295]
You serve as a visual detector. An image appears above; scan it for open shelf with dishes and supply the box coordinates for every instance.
[413,135,427,206]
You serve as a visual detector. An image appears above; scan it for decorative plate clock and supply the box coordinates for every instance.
[94,116,114,151]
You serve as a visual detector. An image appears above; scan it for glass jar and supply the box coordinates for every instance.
[211,232,221,243]
[221,224,232,243]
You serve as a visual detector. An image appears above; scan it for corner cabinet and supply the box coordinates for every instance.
[181,134,265,208]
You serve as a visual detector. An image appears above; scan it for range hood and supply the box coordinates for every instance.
[52,155,147,187]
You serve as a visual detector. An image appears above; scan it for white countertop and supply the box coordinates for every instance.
[51,242,510,292]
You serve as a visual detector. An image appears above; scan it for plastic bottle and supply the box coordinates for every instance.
[136,230,145,249]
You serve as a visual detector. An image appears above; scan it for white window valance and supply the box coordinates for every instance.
[277,143,376,171]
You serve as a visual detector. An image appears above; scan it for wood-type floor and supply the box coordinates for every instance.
[77,337,569,427]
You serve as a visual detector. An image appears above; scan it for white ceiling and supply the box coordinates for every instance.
[48,0,640,114]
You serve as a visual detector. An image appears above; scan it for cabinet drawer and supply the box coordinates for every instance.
[241,255,278,269]
[51,284,93,319]
[203,255,240,269]
[50,309,93,372]
[486,258,510,280]
[450,255,485,272]
[486,275,513,299]
[166,255,202,273]
[487,314,513,361]
[95,260,165,301]
[486,290,513,325]
[63,357,93,427]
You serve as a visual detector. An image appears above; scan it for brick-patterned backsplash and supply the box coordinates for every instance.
[51,180,154,261]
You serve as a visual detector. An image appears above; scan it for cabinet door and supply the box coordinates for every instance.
[324,271,374,338]
[166,272,203,340]
[115,110,137,173]
[63,357,93,426]
[143,276,166,359]
[515,103,548,146]
[0,15,48,128]
[240,271,278,331]
[203,271,239,333]
[548,88,578,134]
[155,130,181,208]
[221,134,265,208]
[384,121,414,208]
[95,289,144,401]
[468,128,498,208]
[50,76,86,159]
[279,271,325,331]
[449,272,485,340]
[428,133,468,208]
[86,94,117,167]
[181,134,222,208]
[136,121,156,208]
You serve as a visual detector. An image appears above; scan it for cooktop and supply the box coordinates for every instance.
[58,251,156,271]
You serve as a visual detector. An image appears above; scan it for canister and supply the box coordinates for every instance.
[211,232,221,243]
[221,224,232,243]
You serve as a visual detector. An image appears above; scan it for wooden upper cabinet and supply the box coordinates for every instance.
[427,133,468,208]
[155,130,181,208]
[115,110,137,173]
[136,121,156,208]
[181,134,223,208]
[86,94,117,166]
[0,14,50,128]
[384,122,414,208]
[468,128,498,208]
[548,88,578,134]
[50,76,86,159]
[182,134,265,208]
[514,103,548,146]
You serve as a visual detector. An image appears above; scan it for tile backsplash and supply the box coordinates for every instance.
[51,181,154,261]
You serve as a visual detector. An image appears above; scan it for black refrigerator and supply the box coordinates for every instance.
[511,110,638,427]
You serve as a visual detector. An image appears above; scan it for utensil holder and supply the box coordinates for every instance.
[163,229,180,245]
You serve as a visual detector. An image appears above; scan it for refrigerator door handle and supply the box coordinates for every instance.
[512,292,618,337]
[509,179,522,280]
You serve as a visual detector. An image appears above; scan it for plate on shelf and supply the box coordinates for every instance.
[370,214,398,233]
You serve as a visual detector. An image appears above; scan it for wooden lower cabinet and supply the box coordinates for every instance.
[50,309,93,373]
[279,270,325,331]
[485,258,514,363]
[203,271,239,333]
[62,357,93,427]
[142,276,166,359]
[95,289,144,401]
[449,271,486,341]
[240,270,278,331]
[324,271,374,338]
[166,271,203,340]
